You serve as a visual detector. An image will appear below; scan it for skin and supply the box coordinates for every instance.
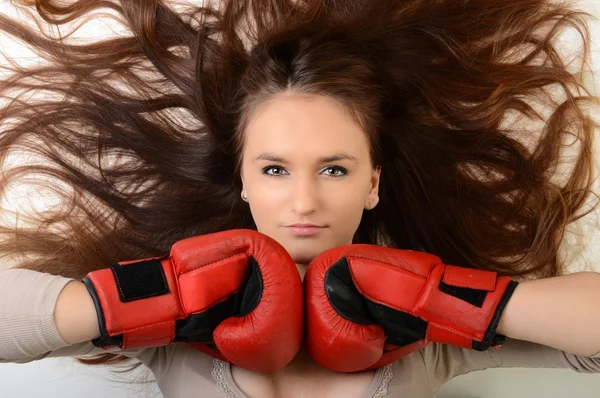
[235,90,382,393]
[240,90,382,280]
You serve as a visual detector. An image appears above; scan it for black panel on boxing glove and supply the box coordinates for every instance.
[174,256,264,345]
[238,255,263,317]
[325,258,428,348]
[439,280,487,308]
[109,256,170,302]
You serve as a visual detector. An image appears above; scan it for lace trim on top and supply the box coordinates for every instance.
[212,358,394,398]
[370,364,394,398]
[211,359,229,394]
[211,358,246,398]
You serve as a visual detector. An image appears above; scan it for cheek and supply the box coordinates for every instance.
[327,191,366,238]
[247,199,271,229]
[245,186,283,231]
[331,178,371,209]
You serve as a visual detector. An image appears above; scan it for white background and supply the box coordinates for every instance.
[0,0,599,397]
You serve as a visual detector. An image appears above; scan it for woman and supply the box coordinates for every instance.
[0,0,599,396]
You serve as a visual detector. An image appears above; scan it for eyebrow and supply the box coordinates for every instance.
[254,153,358,163]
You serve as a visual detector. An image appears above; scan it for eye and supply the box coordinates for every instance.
[322,166,347,177]
[262,165,288,176]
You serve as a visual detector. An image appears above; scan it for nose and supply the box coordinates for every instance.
[290,175,319,216]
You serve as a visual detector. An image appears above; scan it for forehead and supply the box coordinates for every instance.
[243,92,370,159]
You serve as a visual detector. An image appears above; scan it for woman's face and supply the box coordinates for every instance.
[240,91,381,275]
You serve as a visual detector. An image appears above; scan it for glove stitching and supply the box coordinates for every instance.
[346,253,442,278]
[427,321,478,342]
[174,253,245,277]
[120,319,174,334]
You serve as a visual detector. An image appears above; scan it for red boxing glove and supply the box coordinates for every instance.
[82,229,303,373]
[305,244,518,372]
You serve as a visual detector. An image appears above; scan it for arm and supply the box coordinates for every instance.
[5,230,304,373]
[0,267,177,385]
[421,338,600,393]
[303,244,600,372]
[497,271,600,357]
[54,280,101,344]
[0,268,104,362]
[0,267,172,374]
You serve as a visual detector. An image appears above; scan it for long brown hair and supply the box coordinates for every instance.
[1,0,598,370]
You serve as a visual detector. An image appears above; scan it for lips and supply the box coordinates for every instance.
[284,224,326,236]
[286,224,325,228]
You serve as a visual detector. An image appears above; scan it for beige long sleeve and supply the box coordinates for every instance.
[0,268,77,360]
[0,268,127,362]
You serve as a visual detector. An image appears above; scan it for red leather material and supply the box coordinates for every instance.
[442,265,496,291]
[122,319,176,348]
[176,253,249,314]
[305,253,386,372]
[202,231,304,373]
[86,229,303,373]
[363,340,429,371]
[417,263,513,345]
[349,256,428,312]
[305,244,514,372]
[426,323,472,347]
[86,265,181,348]
[305,245,441,372]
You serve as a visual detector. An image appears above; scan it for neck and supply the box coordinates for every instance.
[295,263,308,281]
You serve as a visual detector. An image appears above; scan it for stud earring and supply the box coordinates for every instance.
[241,192,248,201]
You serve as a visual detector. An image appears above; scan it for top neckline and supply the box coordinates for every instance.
[211,358,394,398]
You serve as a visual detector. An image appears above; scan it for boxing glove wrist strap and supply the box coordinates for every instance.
[421,264,519,350]
[82,255,182,349]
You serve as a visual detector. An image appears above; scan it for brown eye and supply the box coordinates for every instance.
[322,166,347,177]
[262,165,287,176]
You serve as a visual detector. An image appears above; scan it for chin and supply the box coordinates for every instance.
[287,244,324,265]
[288,243,338,265]
[290,252,315,266]
[278,235,350,265]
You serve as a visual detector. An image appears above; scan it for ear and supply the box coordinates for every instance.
[240,169,246,191]
[365,166,381,210]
